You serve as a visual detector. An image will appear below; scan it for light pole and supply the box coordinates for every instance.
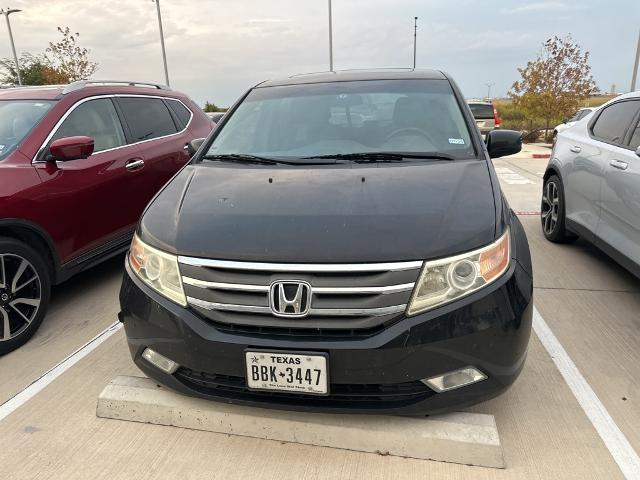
[328,0,333,71]
[631,29,640,92]
[1,8,22,85]
[413,17,418,69]
[485,82,495,99]
[152,0,170,87]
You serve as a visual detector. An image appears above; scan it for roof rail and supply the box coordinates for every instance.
[0,84,66,90]
[62,80,170,94]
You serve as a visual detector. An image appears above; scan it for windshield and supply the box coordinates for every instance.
[0,100,55,160]
[206,80,475,161]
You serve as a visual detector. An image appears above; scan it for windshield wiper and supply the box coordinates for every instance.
[202,153,345,166]
[300,152,456,162]
[202,154,289,165]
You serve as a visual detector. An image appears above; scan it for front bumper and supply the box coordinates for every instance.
[119,245,533,415]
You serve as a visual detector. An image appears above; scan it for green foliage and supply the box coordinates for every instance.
[203,101,227,112]
[509,35,598,140]
[494,101,528,131]
[0,26,97,86]
[0,53,70,85]
[45,27,98,81]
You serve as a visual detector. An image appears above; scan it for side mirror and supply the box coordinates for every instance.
[636,146,640,158]
[486,129,522,159]
[187,138,205,157]
[48,136,95,161]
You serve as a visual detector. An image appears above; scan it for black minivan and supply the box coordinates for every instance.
[119,69,533,415]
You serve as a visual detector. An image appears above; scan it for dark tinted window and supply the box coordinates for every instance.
[166,99,192,129]
[576,109,592,120]
[468,103,494,119]
[591,101,640,145]
[118,97,177,141]
[51,98,125,153]
[628,119,640,149]
[567,111,582,122]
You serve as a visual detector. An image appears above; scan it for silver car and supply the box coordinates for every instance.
[542,91,640,277]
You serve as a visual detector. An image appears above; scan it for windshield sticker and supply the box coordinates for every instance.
[448,138,465,145]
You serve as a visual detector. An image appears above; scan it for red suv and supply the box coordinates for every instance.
[0,80,213,354]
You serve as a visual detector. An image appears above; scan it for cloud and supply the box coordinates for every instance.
[0,0,632,105]
[500,1,589,15]
[246,18,293,24]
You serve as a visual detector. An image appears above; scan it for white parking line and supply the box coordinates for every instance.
[0,321,123,422]
[494,167,534,185]
[533,307,640,479]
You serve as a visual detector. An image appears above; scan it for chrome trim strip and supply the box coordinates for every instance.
[187,296,406,317]
[178,257,423,272]
[182,276,414,294]
[183,277,269,292]
[187,297,271,313]
[32,94,194,163]
[314,283,415,294]
[308,305,406,316]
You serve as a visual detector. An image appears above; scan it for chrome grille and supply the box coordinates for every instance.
[178,257,422,331]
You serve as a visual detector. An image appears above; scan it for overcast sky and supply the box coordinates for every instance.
[1,0,638,106]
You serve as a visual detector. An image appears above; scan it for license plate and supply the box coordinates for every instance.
[245,350,328,395]
[476,121,485,127]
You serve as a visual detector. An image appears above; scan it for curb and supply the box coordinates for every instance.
[97,375,506,469]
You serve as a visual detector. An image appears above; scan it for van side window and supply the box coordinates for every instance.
[51,98,125,153]
[118,97,178,141]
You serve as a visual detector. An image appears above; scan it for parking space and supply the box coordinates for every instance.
[0,145,639,479]
[0,255,124,405]
[0,327,625,479]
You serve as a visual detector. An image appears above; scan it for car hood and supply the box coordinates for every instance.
[140,160,497,263]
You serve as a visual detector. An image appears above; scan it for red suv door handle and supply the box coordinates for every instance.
[125,158,145,171]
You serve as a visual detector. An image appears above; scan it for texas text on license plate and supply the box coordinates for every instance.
[245,350,329,395]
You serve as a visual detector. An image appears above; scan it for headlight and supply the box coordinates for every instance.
[406,229,510,316]
[128,234,187,306]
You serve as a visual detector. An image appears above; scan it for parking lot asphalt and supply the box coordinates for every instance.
[0,145,639,479]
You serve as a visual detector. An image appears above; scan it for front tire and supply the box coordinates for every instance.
[541,175,577,243]
[0,238,51,355]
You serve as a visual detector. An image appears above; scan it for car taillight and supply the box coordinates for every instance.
[493,104,501,128]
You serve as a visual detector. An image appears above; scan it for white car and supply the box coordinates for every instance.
[553,107,595,140]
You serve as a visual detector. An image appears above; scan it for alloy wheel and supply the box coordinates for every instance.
[0,254,42,342]
[541,181,560,235]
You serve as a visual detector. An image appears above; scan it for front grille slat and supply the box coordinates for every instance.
[176,368,435,407]
[183,277,269,292]
[183,276,414,295]
[178,257,423,272]
[179,258,422,336]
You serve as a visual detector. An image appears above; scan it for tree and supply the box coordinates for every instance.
[203,101,226,112]
[510,35,598,140]
[0,53,70,85]
[46,26,98,81]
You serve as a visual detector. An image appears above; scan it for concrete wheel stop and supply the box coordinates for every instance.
[97,376,505,469]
